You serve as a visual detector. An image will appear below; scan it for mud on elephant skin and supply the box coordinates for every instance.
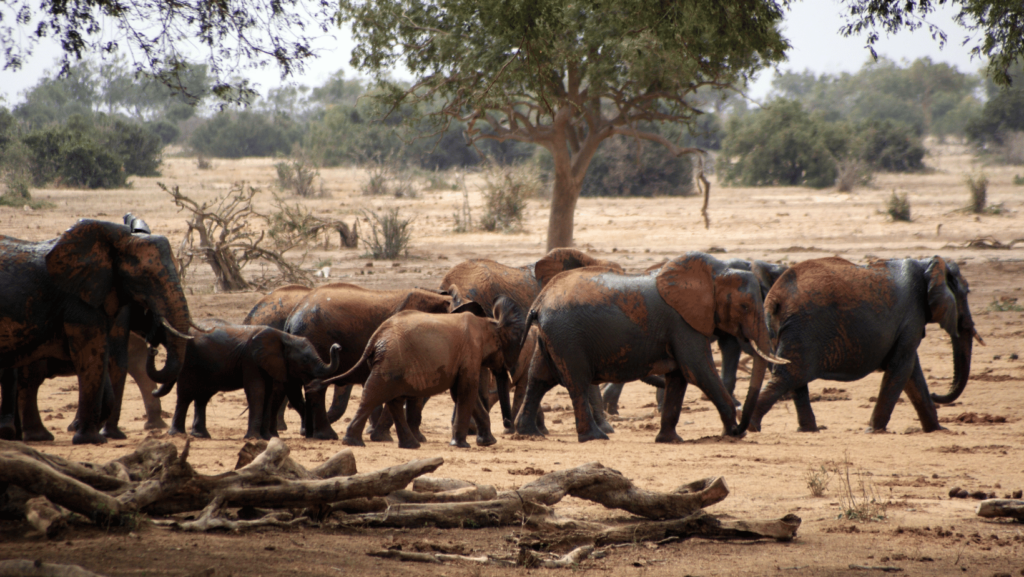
[744,256,982,434]
[515,252,787,444]
[0,220,193,444]
[320,296,526,449]
[282,283,455,440]
[152,321,341,440]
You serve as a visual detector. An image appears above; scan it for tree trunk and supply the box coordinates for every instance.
[547,164,581,251]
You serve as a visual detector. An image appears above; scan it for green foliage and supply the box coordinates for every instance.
[362,207,413,259]
[805,464,834,497]
[480,165,539,233]
[965,61,1024,152]
[988,297,1024,312]
[886,192,911,221]
[188,111,301,158]
[99,119,163,177]
[1012,174,1024,185]
[147,120,181,145]
[579,133,694,197]
[855,120,925,172]
[722,99,850,188]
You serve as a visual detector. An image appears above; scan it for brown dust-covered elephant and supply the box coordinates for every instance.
[152,320,341,439]
[319,296,526,449]
[282,283,453,439]
[0,220,193,444]
[743,256,982,434]
[516,252,787,443]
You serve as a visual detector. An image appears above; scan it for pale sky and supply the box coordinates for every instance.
[0,1,986,107]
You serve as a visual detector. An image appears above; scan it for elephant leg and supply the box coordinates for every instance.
[718,335,743,407]
[127,335,167,430]
[101,333,130,440]
[450,372,479,449]
[389,396,421,450]
[18,367,54,442]
[655,371,688,444]
[676,341,740,437]
[791,385,820,432]
[472,394,497,447]
[275,401,288,432]
[903,357,944,432]
[240,367,267,440]
[368,405,395,442]
[866,353,918,434]
[656,387,665,413]
[0,368,22,441]
[515,344,560,437]
[304,384,338,440]
[326,383,353,424]
[588,385,614,434]
[342,375,388,447]
[65,321,112,445]
[601,383,624,415]
[190,394,213,439]
[407,396,427,443]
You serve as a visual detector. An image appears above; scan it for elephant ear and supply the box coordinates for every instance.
[255,329,290,383]
[45,220,118,309]
[394,289,451,314]
[534,248,622,286]
[656,254,716,338]
[926,256,959,337]
[452,301,487,317]
[750,261,787,299]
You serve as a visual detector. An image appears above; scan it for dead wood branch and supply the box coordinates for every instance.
[24,496,68,538]
[975,499,1024,520]
[848,565,903,572]
[0,450,126,524]
[518,544,594,568]
[388,485,497,504]
[0,560,108,577]
[413,477,476,493]
[162,182,313,291]
[944,236,1024,250]
[368,549,516,567]
[0,440,129,491]
[152,495,302,532]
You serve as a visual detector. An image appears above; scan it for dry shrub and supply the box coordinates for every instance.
[452,187,472,233]
[480,165,539,233]
[275,153,320,198]
[805,464,834,497]
[361,155,418,198]
[833,453,889,522]
[1012,174,1024,186]
[835,158,872,192]
[363,207,413,259]
[195,155,213,170]
[965,172,988,213]
[886,191,911,221]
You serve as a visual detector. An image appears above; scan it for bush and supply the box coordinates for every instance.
[189,111,301,158]
[580,134,693,197]
[722,99,850,188]
[480,165,539,232]
[22,120,128,188]
[965,173,988,213]
[886,192,911,221]
[363,207,413,259]
[148,120,181,145]
[100,119,163,177]
[275,151,320,197]
[360,156,417,198]
[855,120,925,172]
[835,158,872,192]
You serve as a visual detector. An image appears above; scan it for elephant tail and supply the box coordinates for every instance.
[519,309,538,352]
[152,379,176,398]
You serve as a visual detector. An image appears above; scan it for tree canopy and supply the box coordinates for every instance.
[341,0,790,248]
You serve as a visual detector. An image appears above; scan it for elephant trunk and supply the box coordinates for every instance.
[737,354,768,433]
[146,315,189,386]
[930,328,974,404]
[314,344,343,378]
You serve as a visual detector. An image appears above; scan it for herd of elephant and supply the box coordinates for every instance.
[0,216,982,448]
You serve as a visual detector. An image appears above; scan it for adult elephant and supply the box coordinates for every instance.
[243,284,312,431]
[743,256,981,434]
[152,321,341,439]
[515,252,787,443]
[601,258,788,413]
[0,220,193,444]
[439,248,624,434]
[5,332,167,442]
[283,283,454,439]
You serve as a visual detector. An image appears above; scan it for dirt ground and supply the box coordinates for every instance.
[2,143,1023,577]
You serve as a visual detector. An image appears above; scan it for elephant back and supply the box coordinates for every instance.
[534,248,623,287]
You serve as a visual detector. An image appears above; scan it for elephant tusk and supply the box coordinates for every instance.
[973,330,986,346]
[753,343,790,366]
[160,317,194,340]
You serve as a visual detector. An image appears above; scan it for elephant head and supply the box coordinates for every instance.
[45,220,194,386]
[534,248,624,286]
[926,257,982,404]
[261,332,343,385]
[393,289,454,314]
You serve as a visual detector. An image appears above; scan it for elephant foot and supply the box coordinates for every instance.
[502,426,515,435]
[449,438,471,449]
[476,434,497,447]
[190,429,212,439]
[167,426,187,437]
[311,428,339,441]
[413,429,427,443]
[0,424,19,441]
[143,419,168,431]
[341,435,366,447]
[326,408,344,424]
[654,431,685,444]
[101,426,128,440]
[604,401,619,416]
[514,419,545,437]
[798,425,824,432]
[925,425,951,433]
[398,438,422,450]
[22,427,55,442]
[72,430,108,445]
[368,428,394,443]
[537,424,550,436]
[862,426,888,434]
[66,420,78,433]
[576,429,610,443]
[731,395,741,408]
[597,420,615,435]
[243,431,262,440]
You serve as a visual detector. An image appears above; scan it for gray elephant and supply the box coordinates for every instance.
[516,252,786,443]
[743,256,982,434]
[153,320,341,439]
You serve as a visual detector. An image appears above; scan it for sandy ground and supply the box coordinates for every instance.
[2,143,1023,577]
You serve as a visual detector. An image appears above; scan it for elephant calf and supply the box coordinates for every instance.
[320,297,525,449]
[153,321,340,440]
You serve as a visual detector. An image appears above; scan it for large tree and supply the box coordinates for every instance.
[341,0,789,249]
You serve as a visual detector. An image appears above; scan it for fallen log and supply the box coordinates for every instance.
[388,485,497,504]
[0,441,128,491]
[412,477,476,493]
[0,451,125,524]
[0,560,107,577]
[975,499,1024,520]
[368,550,515,567]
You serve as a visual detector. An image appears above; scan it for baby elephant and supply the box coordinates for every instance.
[153,321,341,439]
[322,295,525,449]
